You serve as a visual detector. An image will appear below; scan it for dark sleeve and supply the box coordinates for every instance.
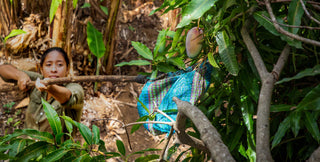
[61,83,84,111]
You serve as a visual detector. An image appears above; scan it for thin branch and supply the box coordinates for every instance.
[300,0,320,25]
[155,109,175,123]
[125,121,173,127]
[257,0,320,6]
[241,19,269,80]
[173,97,235,162]
[272,44,291,80]
[264,0,320,47]
[261,14,320,30]
[160,127,174,161]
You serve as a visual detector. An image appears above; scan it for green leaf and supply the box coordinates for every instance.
[40,148,69,162]
[228,127,244,152]
[16,141,51,162]
[158,62,177,73]
[241,96,254,134]
[81,2,91,8]
[4,29,26,43]
[116,140,126,156]
[304,111,320,143]
[77,122,93,145]
[0,129,54,145]
[42,99,62,136]
[270,104,295,112]
[100,5,108,15]
[49,0,61,24]
[154,30,167,56]
[272,116,291,149]
[73,0,78,8]
[208,52,219,68]
[253,11,280,36]
[170,28,183,51]
[216,30,239,76]
[92,125,100,145]
[8,139,27,157]
[288,0,304,34]
[64,118,73,134]
[290,111,301,137]
[277,65,320,84]
[87,22,106,59]
[177,0,218,28]
[115,60,151,67]
[61,115,92,145]
[168,57,186,69]
[131,41,153,60]
[296,84,320,111]
[131,116,148,134]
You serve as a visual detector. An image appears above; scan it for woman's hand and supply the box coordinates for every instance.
[17,72,31,91]
[35,78,50,92]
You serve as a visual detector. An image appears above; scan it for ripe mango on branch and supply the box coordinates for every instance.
[186,27,203,58]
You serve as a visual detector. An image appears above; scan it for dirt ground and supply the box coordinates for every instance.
[0,0,185,161]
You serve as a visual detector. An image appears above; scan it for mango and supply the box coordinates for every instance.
[186,27,203,58]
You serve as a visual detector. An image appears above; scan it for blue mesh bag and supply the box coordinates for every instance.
[137,62,212,133]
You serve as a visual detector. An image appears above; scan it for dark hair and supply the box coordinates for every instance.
[40,47,69,67]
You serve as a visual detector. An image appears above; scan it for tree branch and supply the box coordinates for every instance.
[308,146,320,162]
[173,97,235,162]
[174,112,210,154]
[0,75,148,92]
[300,0,320,25]
[264,0,320,47]
[241,19,269,80]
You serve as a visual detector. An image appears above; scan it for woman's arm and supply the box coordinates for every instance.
[35,78,71,104]
[0,64,31,91]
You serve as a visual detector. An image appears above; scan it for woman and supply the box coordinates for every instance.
[0,47,84,135]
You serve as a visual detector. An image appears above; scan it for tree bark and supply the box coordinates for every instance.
[173,97,235,162]
[241,18,291,162]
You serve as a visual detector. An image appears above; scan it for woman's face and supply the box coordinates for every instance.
[40,51,68,79]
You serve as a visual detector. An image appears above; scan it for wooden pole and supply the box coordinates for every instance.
[0,75,148,92]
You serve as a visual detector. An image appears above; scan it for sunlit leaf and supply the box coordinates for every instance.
[158,62,177,73]
[49,0,61,24]
[81,2,90,8]
[135,154,160,162]
[100,6,108,15]
[73,0,78,8]
[177,0,217,28]
[131,41,153,60]
[154,30,167,56]
[115,60,151,67]
[208,52,219,68]
[168,57,186,69]
[4,29,26,43]
[42,99,62,137]
[87,22,106,59]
